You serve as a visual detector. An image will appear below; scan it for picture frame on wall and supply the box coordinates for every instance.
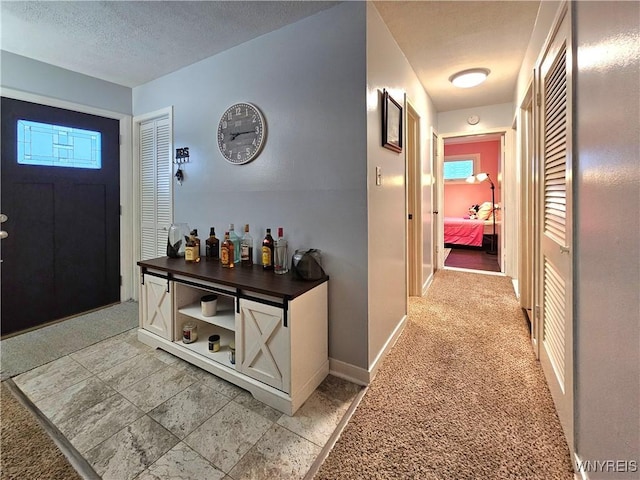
[382,89,403,153]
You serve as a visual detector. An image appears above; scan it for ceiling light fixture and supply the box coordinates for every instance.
[449,68,490,88]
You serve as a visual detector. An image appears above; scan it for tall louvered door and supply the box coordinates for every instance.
[536,6,573,450]
[139,113,172,260]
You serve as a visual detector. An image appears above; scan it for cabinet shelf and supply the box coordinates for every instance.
[174,322,235,369]
[177,297,235,332]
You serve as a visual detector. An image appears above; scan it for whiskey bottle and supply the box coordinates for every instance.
[221,232,234,269]
[228,224,241,264]
[274,227,289,274]
[205,227,219,261]
[192,229,201,260]
[261,228,275,270]
[185,231,200,263]
[241,224,254,267]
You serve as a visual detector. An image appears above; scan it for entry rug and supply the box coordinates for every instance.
[1,301,138,379]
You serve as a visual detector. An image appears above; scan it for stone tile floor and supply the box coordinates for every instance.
[13,328,361,480]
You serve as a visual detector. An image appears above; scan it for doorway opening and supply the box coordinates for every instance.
[439,132,505,274]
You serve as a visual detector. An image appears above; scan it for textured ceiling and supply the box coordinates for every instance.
[0,1,339,87]
[374,1,540,111]
[1,1,540,112]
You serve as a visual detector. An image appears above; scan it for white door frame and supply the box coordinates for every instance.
[405,98,422,296]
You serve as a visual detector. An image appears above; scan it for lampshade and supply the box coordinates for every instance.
[449,68,490,88]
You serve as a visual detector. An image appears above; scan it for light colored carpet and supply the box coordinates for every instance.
[1,301,138,379]
[1,380,83,480]
[315,270,574,479]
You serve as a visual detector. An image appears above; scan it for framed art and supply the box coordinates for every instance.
[382,89,403,153]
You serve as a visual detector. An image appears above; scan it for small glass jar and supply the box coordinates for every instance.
[208,334,220,352]
[229,341,236,364]
[182,322,198,344]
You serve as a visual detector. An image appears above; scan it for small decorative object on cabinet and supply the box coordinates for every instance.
[137,256,329,415]
[382,89,403,153]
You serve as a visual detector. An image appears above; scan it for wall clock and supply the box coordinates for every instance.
[217,103,266,164]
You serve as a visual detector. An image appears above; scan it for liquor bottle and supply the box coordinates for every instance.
[205,227,219,261]
[221,232,234,269]
[274,227,289,275]
[192,229,201,260]
[261,228,275,270]
[240,224,254,267]
[228,224,241,264]
[185,231,200,263]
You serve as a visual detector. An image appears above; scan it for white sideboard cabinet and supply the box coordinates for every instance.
[137,257,329,416]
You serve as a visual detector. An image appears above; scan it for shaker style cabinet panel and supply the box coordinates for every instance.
[237,299,291,393]
[140,272,173,340]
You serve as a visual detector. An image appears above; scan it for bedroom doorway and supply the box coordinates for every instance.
[438,131,505,274]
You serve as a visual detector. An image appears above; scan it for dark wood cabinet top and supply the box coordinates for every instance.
[138,256,328,299]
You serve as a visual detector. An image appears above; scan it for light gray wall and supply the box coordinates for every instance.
[574,1,640,476]
[0,51,132,114]
[133,2,370,369]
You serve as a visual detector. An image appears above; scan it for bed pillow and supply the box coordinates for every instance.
[476,201,494,220]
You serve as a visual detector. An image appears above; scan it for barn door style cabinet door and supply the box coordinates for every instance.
[137,257,329,415]
[140,273,172,340]
[237,299,290,392]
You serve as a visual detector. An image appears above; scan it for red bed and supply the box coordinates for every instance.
[444,217,486,247]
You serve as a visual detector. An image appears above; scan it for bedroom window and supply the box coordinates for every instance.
[17,119,102,169]
[444,153,480,183]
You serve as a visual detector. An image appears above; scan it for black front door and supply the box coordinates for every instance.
[1,97,120,335]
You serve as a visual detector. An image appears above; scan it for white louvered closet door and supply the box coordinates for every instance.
[536,6,573,450]
[140,116,172,260]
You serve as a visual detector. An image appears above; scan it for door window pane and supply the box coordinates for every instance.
[17,119,101,169]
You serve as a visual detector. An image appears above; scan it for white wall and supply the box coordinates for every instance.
[573,1,640,476]
[437,103,514,134]
[0,51,132,114]
[366,4,436,371]
[132,2,370,371]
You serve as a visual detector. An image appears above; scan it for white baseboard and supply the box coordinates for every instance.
[329,358,370,386]
[422,272,434,296]
[574,453,588,480]
[330,314,408,386]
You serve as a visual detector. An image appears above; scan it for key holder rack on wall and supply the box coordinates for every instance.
[174,147,190,185]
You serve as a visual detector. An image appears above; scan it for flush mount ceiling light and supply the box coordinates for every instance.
[449,68,490,88]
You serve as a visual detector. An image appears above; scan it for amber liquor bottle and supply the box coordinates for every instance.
[221,232,234,269]
[261,228,275,270]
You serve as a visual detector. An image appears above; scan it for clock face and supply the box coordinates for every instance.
[217,103,266,164]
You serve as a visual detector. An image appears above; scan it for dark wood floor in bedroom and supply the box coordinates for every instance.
[445,247,501,272]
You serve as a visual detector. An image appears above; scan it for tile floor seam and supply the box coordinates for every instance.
[7,310,363,480]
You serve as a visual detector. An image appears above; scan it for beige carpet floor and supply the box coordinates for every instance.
[1,380,82,480]
[315,270,574,480]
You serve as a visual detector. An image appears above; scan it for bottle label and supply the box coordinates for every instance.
[221,247,229,266]
[262,246,272,266]
[185,246,194,262]
[241,245,249,260]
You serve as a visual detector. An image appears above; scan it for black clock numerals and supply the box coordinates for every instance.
[217,103,266,165]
